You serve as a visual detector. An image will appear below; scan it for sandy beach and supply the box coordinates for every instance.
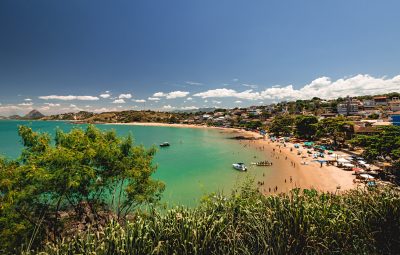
[246,138,357,195]
[108,122,357,194]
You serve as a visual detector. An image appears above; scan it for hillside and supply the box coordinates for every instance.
[24,109,45,119]
[43,110,193,124]
[42,111,95,121]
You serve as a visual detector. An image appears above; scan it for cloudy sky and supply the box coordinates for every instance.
[0,0,399,116]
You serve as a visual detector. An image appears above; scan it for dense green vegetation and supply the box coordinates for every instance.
[268,115,295,136]
[294,115,318,139]
[268,115,353,146]
[351,125,400,182]
[2,125,400,254]
[314,116,354,147]
[0,125,164,253]
[26,184,400,255]
[351,126,400,162]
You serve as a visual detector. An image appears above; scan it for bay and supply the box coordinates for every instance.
[0,120,269,206]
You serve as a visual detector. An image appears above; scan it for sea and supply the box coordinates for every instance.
[0,120,269,206]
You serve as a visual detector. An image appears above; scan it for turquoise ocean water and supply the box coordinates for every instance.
[0,120,269,206]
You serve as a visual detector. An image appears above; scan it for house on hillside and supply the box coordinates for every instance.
[389,97,400,112]
[248,108,262,116]
[362,99,375,109]
[337,97,359,116]
[373,96,388,106]
[353,121,380,135]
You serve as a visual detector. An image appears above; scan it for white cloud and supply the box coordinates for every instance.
[153,92,166,97]
[24,98,32,101]
[132,99,146,103]
[194,74,400,102]
[92,107,120,113]
[162,105,174,110]
[148,97,160,101]
[185,81,203,86]
[242,84,258,89]
[44,103,60,107]
[39,106,50,111]
[100,93,111,98]
[180,106,198,110]
[153,91,189,99]
[167,91,189,99]
[119,93,132,99]
[39,95,99,101]
[194,88,239,98]
[69,104,84,111]
[112,99,126,104]
[18,102,33,106]
[0,105,33,116]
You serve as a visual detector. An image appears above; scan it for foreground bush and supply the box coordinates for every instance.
[0,125,164,253]
[28,185,400,255]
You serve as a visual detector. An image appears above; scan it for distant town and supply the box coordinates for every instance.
[4,92,399,131]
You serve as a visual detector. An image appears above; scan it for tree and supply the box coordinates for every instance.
[350,126,400,183]
[350,126,400,162]
[315,117,353,147]
[294,115,318,139]
[0,125,164,252]
[245,120,263,130]
[269,115,295,136]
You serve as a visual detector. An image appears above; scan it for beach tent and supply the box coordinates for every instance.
[304,142,314,147]
[360,174,375,180]
[329,153,338,159]
[343,163,355,168]
[337,158,350,164]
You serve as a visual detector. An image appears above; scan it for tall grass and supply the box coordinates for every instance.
[26,185,400,254]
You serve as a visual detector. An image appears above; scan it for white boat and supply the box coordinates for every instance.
[232,163,247,171]
[159,142,170,147]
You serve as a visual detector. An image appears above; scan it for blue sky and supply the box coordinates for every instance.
[0,0,399,115]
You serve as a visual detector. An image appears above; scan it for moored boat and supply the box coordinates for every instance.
[159,142,170,147]
[232,163,247,171]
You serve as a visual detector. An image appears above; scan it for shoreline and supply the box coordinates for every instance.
[105,122,357,194]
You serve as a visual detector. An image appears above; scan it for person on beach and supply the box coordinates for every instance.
[290,176,292,183]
